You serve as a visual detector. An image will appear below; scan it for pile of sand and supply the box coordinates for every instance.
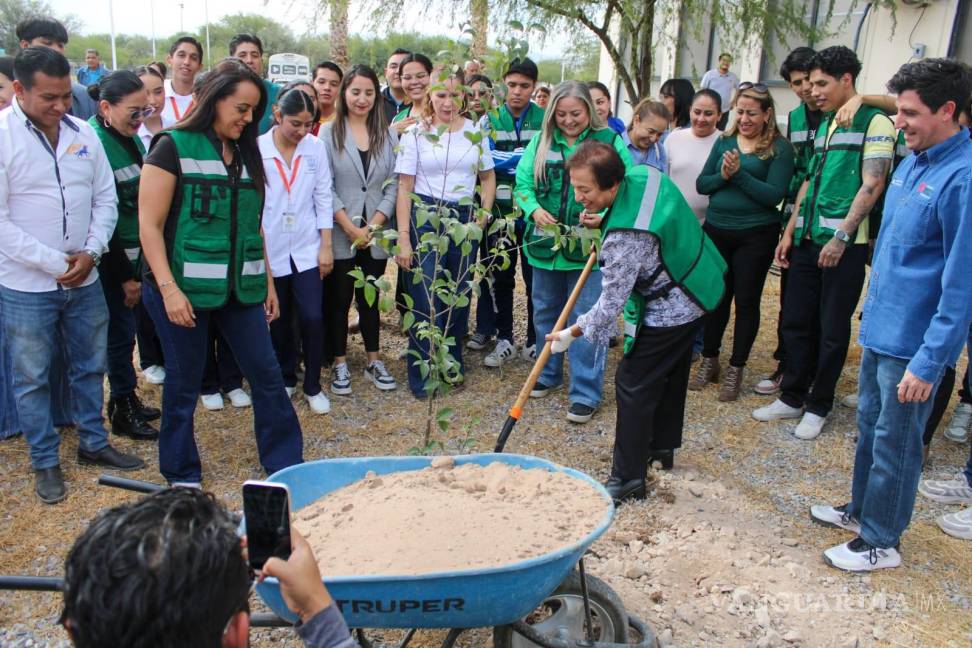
[293,458,611,577]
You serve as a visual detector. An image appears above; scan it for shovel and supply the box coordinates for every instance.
[494,249,598,453]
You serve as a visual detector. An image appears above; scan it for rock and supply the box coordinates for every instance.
[629,539,644,554]
[872,626,886,641]
[780,537,799,547]
[675,604,696,627]
[624,562,647,579]
[430,456,454,469]
[649,589,664,603]
[757,628,782,648]
[603,558,623,576]
[657,628,674,647]
[732,587,754,606]
[687,483,704,497]
[783,630,802,643]
[839,636,859,648]
[756,553,771,566]
[755,605,772,628]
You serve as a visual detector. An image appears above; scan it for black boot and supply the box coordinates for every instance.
[107,392,160,421]
[130,392,161,421]
[110,395,159,441]
[603,475,646,503]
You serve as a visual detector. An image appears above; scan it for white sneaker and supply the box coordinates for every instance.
[484,339,516,367]
[200,393,224,411]
[752,399,803,422]
[823,537,901,572]
[304,391,331,414]
[794,412,827,440]
[521,344,537,361]
[937,506,972,540]
[364,360,397,391]
[142,365,166,384]
[918,475,972,504]
[944,403,972,443]
[810,503,861,534]
[840,393,859,409]
[331,363,352,395]
[285,386,296,398]
[170,481,202,489]
[226,388,252,408]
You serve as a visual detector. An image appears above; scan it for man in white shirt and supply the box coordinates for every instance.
[162,37,203,124]
[0,47,144,504]
[700,53,740,130]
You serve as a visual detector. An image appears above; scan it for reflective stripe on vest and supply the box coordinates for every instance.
[113,163,141,183]
[180,158,229,176]
[495,129,540,142]
[623,321,638,338]
[183,262,229,279]
[124,247,140,261]
[789,130,810,144]
[545,149,564,163]
[819,216,845,229]
[633,169,663,230]
[241,260,266,276]
[826,132,866,147]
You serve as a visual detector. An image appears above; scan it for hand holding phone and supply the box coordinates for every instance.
[243,481,292,571]
[262,529,333,624]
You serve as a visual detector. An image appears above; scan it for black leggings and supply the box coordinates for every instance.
[702,222,779,367]
[326,251,387,358]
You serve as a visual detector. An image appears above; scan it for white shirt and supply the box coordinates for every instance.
[259,129,333,277]
[0,99,117,292]
[161,79,194,124]
[395,119,494,202]
[137,113,176,152]
[664,127,722,224]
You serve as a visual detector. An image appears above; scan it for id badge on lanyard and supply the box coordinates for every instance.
[274,156,302,233]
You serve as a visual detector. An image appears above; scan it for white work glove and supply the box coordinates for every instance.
[549,328,578,354]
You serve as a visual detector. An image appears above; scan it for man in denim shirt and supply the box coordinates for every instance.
[810,59,972,571]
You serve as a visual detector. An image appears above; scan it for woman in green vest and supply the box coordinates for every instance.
[139,59,303,487]
[514,80,634,424]
[88,71,160,442]
[545,141,726,502]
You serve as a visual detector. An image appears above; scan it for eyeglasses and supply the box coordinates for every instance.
[738,82,769,93]
[128,106,155,121]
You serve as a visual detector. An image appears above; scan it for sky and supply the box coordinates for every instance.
[45,0,570,57]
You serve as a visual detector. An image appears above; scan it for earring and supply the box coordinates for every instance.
[105,116,112,128]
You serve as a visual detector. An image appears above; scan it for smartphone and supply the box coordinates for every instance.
[242,480,292,571]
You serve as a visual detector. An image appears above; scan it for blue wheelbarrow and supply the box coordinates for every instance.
[252,453,658,648]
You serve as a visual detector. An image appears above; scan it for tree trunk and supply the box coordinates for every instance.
[636,0,656,98]
[329,0,349,68]
[470,0,489,58]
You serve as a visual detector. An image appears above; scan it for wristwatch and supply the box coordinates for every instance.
[83,249,102,266]
[833,229,851,244]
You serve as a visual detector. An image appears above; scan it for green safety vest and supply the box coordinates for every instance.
[523,127,622,264]
[795,104,892,245]
[785,104,817,204]
[601,166,727,355]
[90,117,145,274]
[486,102,545,213]
[167,130,267,309]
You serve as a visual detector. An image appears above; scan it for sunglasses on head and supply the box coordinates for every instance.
[738,82,769,93]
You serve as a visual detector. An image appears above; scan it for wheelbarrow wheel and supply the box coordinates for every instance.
[492,570,628,648]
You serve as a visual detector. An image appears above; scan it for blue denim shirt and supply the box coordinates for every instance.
[858,127,972,383]
[623,131,667,172]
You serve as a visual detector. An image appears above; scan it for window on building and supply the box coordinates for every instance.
[759,0,869,83]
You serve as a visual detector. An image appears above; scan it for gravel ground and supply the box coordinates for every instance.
[1,274,970,647]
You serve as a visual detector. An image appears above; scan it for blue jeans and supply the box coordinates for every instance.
[102,280,138,398]
[405,197,475,397]
[850,348,941,548]
[0,282,110,469]
[271,264,324,396]
[143,281,303,483]
[531,266,605,408]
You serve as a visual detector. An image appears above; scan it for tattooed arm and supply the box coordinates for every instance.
[818,156,891,268]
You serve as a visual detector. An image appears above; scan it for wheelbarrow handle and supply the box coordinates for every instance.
[98,474,167,494]
[0,575,63,591]
[495,248,598,453]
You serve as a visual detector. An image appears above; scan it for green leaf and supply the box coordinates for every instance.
[402,311,415,331]
[363,282,377,307]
